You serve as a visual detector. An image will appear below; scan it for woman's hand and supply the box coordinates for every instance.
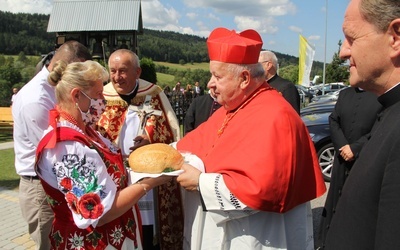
[140,175,173,190]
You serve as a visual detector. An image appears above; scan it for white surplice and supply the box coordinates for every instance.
[180,153,314,250]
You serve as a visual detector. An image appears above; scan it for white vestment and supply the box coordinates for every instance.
[100,80,181,226]
[181,154,314,250]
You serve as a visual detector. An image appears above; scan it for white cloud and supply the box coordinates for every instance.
[308,35,320,41]
[142,0,180,27]
[289,25,302,33]
[196,30,211,38]
[186,12,197,20]
[207,13,220,21]
[142,0,220,37]
[183,0,296,17]
[142,1,202,36]
[196,21,208,31]
[0,0,52,14]
[235,16,262,31]
[234,16,278,34]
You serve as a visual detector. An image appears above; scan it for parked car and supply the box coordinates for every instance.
[301,102,336,116]
[311,82,347,96]
[296,85,315,106]
[310,92,339,104]
[301,108,335,182]
[310,87,348,104]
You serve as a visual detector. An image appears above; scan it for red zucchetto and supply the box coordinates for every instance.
[207,27,263,64]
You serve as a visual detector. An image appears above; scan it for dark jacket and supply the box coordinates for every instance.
[325,84,400,249]
[317,87,382,248]
[268,74,300,114]
[184,94,221,135]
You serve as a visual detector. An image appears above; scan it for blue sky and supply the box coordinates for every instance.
[0,0,348,63]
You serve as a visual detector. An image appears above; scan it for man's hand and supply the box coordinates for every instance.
[339,144,354,162]
[176,164,201,192]
[129,134,150,152]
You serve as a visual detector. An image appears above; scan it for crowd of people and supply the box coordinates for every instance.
[10,0,400,249]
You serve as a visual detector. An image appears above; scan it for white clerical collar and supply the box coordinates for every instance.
[266,74,277,82]
[126,79,139,95]
[384,82,400,94]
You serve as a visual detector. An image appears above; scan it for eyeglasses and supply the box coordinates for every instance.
[260,60,270,64]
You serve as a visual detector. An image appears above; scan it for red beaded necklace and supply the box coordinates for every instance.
[58,109,109,149]
[58,110,80,127]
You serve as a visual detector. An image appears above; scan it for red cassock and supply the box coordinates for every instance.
[177,83,326,213]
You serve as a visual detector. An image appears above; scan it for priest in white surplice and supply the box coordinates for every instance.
[176,27,326,250]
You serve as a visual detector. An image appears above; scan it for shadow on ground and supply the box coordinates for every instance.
[0,126,13,143]
[0,179,19,190]
[312,207,324,249]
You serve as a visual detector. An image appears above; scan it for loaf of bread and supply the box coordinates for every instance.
[128,143,184,173]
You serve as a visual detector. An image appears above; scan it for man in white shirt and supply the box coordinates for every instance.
[12,41,91,249]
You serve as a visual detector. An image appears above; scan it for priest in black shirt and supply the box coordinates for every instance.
[324,0,400,249]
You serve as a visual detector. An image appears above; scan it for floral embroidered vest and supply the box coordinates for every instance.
[36,127,141,250]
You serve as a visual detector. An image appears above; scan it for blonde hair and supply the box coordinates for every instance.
[48,60,109,104]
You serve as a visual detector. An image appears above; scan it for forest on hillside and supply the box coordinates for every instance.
[0,10,324,73]
[0,10,350,106]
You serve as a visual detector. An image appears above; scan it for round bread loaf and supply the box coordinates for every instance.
[128,143,184,173]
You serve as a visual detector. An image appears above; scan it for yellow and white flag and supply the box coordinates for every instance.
[298,35,315,87]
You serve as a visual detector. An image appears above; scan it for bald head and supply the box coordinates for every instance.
[108,49,142,95]
[108,49,140,68]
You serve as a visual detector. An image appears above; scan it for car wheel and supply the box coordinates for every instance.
[317,142,335,182]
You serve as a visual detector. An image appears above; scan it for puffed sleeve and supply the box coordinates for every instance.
[37,140,117,229]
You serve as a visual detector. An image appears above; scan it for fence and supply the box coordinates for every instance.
[167,92,194,125]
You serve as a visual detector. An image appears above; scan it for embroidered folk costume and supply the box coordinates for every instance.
[176,27,326,249]
[35,113,142,250]
[97,79,183,249]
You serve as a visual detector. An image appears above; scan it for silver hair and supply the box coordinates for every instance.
[259,51,279,70]
[227,63,265,83]
[360,0,400,32]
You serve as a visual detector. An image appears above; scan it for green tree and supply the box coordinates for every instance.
[0,79,12,106]
[325,41,349,84]
[0,65,22,84]
[20,66,36,83]
[0,64,23,106]
[140,57,157,83]
[279,64,299,84]
[0,54,5,65]
[17,51,28,63]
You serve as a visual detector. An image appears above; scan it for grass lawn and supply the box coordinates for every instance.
[155,61,209,71]
[155,61,210,86]
[0,148,18,190]
[0,126,18,189]
[157,72,175,85]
